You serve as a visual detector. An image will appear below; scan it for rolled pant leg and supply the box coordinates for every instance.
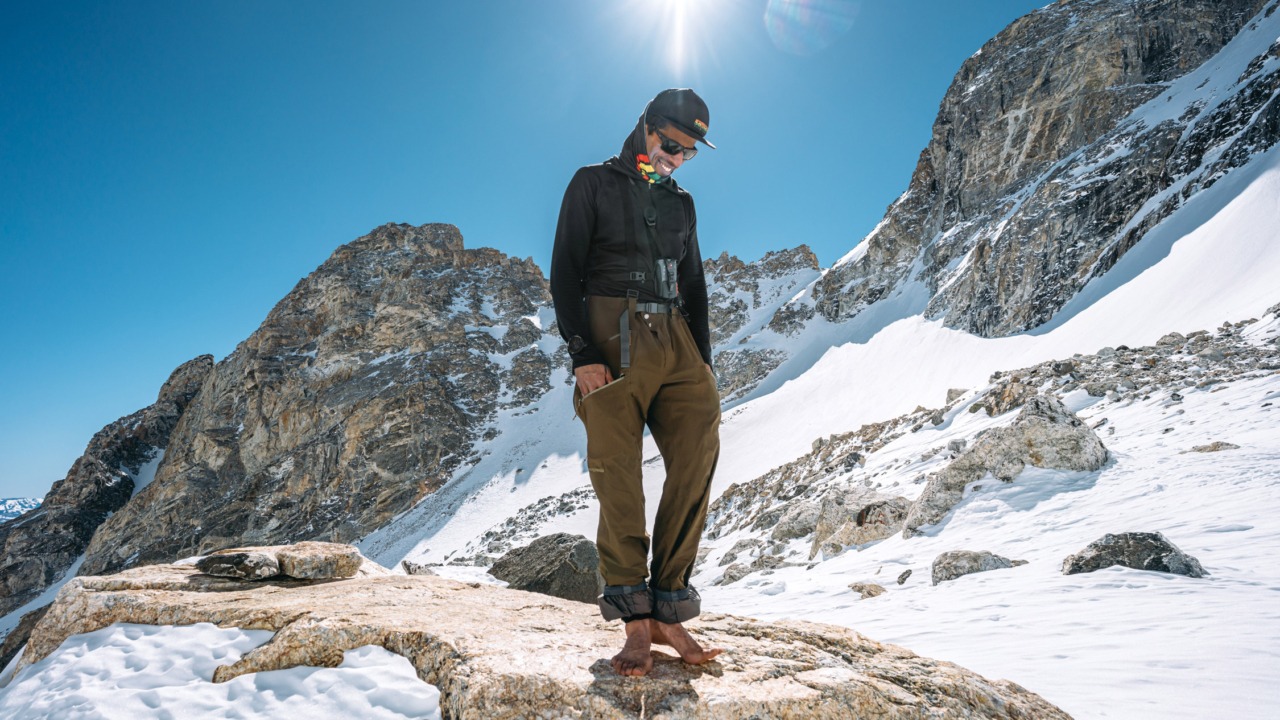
[645,315,721,623]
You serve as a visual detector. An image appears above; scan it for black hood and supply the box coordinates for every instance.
[605,111,684,192]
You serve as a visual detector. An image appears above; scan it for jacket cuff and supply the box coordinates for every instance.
[652,585,701,624]
[571,345,607,369]
[599,582,653,622]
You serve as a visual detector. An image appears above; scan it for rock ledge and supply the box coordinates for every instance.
[15,559,1071,719]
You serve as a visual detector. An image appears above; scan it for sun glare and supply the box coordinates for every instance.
[648,0,721,79]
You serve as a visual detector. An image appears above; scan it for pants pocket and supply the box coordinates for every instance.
[575,376,628,421]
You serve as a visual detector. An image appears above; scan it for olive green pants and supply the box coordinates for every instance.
[575,296,720,622]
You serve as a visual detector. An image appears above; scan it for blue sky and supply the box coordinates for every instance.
[0,0,1046,498]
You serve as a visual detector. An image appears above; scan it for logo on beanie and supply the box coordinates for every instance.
[694,118,708,133]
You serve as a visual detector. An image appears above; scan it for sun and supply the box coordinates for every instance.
[648,0,722,79]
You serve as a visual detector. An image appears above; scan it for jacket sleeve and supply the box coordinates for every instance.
[550,168,608,369]
[678,196,714,368]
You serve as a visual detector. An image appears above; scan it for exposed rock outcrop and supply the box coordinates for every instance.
[0,354,213,618]
[15,561,1071,718]
[811,492,912,559]
[932,550,1027,586]
[903,395,1109,537]
[75,224,558,576]
[1062,532,1208,577]
[487,533,602,604]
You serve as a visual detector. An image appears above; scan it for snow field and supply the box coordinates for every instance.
[0,623,442,720]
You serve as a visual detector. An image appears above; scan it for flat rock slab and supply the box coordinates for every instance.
[203,541,364,580]
[21,564,1070,719]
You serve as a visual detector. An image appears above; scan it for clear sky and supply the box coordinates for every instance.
[0,0,1047,499]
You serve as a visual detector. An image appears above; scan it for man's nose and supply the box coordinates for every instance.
[667,152,685,169]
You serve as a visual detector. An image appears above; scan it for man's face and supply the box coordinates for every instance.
[645,124,698,177]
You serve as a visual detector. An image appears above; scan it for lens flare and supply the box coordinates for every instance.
[764,0,859,57]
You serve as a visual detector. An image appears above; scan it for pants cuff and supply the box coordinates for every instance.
[599,582,652,622]
[652,585,701,624]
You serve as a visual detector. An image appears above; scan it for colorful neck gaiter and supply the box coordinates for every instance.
[635,154,668,184]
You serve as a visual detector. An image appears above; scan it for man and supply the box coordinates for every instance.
[550,88,723,676]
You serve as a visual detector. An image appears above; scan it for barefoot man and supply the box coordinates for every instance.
[550,89,723,676]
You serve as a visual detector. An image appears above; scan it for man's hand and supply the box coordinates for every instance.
[575,364,614,396]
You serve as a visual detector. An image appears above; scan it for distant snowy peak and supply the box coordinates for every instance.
[0,498,42,523]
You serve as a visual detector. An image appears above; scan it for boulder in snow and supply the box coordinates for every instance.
[718,562,753,585]
[771,500,821,541]
[1062,532,1207,577]
[719,537,763,566]
[810,489,911,559]
[488,533,603,604]
[1187,441,1240,453]
[848,582,887,599]
[904,395,1108,537]
[971,380,1038,416]
[931,550,1027,586]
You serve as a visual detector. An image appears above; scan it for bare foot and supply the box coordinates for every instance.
[611,619,653,676]
[649,619,723,665]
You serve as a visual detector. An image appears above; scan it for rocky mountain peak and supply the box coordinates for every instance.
[810,0,1274,335]
[75,223,558,577]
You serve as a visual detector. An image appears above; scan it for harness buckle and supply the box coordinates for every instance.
[628,271,647,282]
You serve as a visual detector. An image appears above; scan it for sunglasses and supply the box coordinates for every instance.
[656,130,698,161]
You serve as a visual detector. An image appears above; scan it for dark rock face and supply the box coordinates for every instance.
[0,355,213,618]
[76,224,557,576]
[932,550,1027,586]
[488,533,603,604]
[0,605,49,670]
[1062,531,1208,577]
[808,0,1274,336]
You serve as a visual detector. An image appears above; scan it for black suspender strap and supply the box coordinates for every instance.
[613,173,646,285]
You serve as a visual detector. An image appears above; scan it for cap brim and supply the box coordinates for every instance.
[667,118,716,149]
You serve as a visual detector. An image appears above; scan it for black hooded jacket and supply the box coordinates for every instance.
[550,115,713,370]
